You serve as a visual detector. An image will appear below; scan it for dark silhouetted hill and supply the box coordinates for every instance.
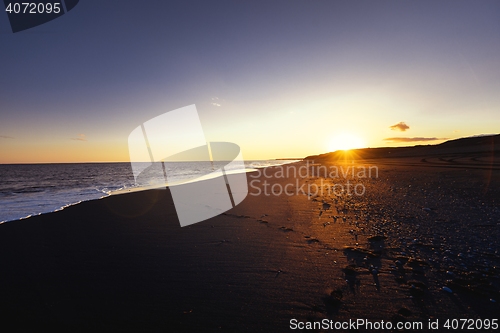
[305,134,500,161]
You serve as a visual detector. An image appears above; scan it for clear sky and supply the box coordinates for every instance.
[1,1,499,163]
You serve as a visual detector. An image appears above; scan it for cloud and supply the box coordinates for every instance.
[211,97,224,107]
[71,134,87,141]
[0,135,14,139]
[384,137,448,143]
[390,122,410,131]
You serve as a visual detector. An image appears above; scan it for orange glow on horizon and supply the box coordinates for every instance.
[327,132,366,153]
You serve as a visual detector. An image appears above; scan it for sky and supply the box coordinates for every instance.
[1,0,499,163]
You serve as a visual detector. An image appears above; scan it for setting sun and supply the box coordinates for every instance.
[328,132,366,152]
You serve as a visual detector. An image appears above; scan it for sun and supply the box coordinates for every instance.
[328,132,366,152]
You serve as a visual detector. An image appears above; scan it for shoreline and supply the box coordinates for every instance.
[0,158,498,331]
[1,160,301,224]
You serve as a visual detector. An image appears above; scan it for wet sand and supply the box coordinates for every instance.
[0,156,499,332]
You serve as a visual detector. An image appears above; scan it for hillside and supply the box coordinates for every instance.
[305,134,500,161]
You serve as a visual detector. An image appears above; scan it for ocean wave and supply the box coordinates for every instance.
[0,160,300,223]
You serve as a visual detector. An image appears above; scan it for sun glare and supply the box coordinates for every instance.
[328,132,366,152]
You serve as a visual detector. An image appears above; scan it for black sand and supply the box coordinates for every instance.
[1,154,499,332]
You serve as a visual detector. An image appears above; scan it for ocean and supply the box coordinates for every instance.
[0,160,298,223]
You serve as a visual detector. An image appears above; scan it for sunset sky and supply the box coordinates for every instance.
[1,1,499,163]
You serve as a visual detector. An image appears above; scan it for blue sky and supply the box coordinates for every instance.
[1,1,499,162]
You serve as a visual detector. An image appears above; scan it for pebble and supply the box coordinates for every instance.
[442,286,453,293]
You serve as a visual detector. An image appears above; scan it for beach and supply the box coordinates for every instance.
[0,157,499,332]
[2,1,500,331]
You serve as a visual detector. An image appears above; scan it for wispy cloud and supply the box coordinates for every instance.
[389,122,410,132]
[384,137,448,143]
[0,135,14,139]
[211,97,222,107]
[71,134,87,141]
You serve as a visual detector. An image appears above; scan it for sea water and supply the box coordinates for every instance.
[0,160,298,223]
